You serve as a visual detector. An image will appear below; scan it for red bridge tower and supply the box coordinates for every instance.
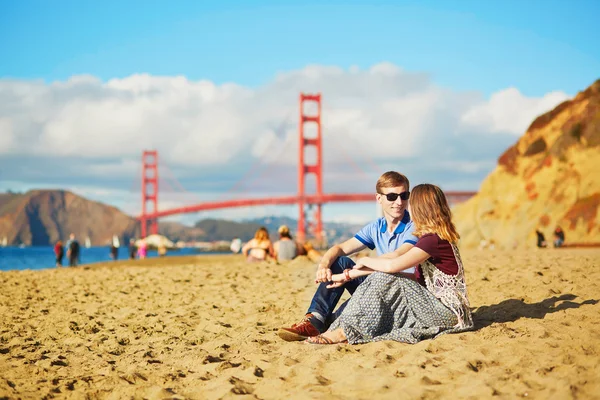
[141,150,159,238]
[297,93,324,245]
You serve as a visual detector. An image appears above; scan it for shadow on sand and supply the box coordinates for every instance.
[472,294,598,329]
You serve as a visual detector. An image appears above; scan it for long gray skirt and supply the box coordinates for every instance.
[329,272,469,344]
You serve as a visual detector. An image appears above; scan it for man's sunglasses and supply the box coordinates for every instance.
[379,191,410,202]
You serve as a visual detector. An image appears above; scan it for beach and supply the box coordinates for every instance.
[1,249,599,399]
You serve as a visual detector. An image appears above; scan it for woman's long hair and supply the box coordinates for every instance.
[410,184,460,243]
[254,226,270,242]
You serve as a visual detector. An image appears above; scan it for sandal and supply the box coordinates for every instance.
[305,334,348,345]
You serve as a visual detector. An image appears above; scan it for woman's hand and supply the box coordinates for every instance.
[326,273,347,289]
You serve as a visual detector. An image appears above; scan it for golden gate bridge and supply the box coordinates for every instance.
[138,93,477,243]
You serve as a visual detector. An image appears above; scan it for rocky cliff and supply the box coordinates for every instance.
[454,79,600,249]
[0,190,205,246]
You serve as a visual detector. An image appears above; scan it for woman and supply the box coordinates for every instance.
[137,241,147,259]
[54,241,64,267]
[307,184,474,344]
[242,226,275,262]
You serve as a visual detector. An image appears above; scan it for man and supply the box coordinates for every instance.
[128,238,137,260]
[66,233,81,267]
[278,171,417,341]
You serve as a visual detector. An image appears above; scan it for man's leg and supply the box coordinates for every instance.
[278,256,365,341]
[306,256,365,325]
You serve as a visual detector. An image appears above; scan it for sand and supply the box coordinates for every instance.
[1,249,599,399]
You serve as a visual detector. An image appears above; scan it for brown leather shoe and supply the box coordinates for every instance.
[278,314,321,341]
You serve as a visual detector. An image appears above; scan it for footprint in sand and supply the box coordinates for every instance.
[229,377,254,395]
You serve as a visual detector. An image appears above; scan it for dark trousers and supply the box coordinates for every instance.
[306,256,367,328]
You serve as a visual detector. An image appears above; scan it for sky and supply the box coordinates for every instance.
[1,0,599,227]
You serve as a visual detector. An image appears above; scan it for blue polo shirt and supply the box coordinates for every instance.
[354,211,418,273]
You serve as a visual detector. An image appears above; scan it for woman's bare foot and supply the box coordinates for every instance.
[306,328,348,344]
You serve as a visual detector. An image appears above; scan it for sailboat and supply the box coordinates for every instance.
[85,236,91,248]
[1,236,7,247]
[112,235,120,248]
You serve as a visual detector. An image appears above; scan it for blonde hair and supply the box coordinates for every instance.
[376,171,410,193]
[410,184,460,243]
[254,226,270,241]
[278,225,292,239]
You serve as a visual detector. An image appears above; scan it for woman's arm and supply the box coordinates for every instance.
[268,242,275,259]
[326,267,375,288]
[355,246,430,273]
[241,240,253,257]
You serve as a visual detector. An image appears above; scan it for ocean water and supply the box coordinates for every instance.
[0,246,226,272]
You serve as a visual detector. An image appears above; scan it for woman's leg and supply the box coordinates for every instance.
[306,328,348,344]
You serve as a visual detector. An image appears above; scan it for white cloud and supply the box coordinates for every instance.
[0,63,572,221]
[460,87,570,135]
[0,118,14,151]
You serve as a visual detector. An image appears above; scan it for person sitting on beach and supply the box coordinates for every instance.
[306,184,474,345]
[273,225,299,262]
[278,171,417,341]
[302,241,322,264]
[242,226,275,262]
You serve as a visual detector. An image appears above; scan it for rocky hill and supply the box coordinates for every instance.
[453,79,600,249]
[0,190,205,246]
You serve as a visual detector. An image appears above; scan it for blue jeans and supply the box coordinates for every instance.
[307,256,367,328]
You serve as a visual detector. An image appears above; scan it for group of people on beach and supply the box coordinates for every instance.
[276,171,474,345]
[54,235,148,267]
[54,233,81,267]
[536,226,565,248]
[240,224,321,264]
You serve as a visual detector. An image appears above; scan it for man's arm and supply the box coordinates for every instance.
[315,237,366,283]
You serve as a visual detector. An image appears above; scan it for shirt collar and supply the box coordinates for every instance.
[380,210,411,234]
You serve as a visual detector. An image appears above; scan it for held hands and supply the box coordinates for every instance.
[325,273,348,289]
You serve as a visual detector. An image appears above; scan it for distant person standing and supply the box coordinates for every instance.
[137,241,147,259]
[535,230,547,248]
[230,237,242,254]
[128,239,137,260]
[109,244,118,260]
[54,241,64,267]
[66,233,81,266]
[553,226,565,248]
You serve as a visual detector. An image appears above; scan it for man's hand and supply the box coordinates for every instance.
[315,266,333,283]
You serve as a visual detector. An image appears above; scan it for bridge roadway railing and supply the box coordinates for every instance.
[138,191,477,220]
